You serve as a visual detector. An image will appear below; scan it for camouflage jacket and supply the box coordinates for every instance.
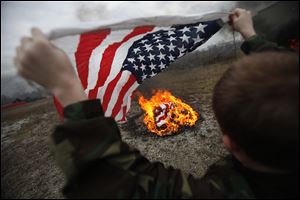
[51,35,298,199]
[240,34,292,54]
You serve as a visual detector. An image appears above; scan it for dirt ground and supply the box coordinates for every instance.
[1,60,232,199]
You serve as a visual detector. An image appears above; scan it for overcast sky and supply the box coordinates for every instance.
[1,1,247,98]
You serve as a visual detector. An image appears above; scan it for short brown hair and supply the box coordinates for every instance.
[212,52,299,171]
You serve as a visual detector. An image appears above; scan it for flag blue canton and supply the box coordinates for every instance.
[121,19,223,83]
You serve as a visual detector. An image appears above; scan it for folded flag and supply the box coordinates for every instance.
[49,13,229,121]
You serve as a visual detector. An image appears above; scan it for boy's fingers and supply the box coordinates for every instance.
[31,27,48,41]
[233,8,247,17]
[228,14,234,25]
[234,8,246,13]
[16,46,24,62]
[229,13,238,24]
[21,37,32,46]
[21,37,34,51]
[14,55,26,76]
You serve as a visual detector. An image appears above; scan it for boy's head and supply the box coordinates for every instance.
[212,52,299,172]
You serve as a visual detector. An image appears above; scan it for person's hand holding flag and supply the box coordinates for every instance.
[14,28,87,107]
[229,8,257,39]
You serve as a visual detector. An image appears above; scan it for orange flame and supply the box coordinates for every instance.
[289,39,299,51]
[138,90,198,136]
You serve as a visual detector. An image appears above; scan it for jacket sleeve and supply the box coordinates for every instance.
[240,35,291,55]
[51,99,196,198]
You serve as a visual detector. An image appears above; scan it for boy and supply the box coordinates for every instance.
[14,8,298,198]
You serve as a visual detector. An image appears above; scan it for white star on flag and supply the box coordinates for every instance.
[157,43,165,50]
[193,35,204,43]
[168,55,175,61]
[133,65,139,71]
[148,53,155,61]
[133,47,140,54]
[138,55,145,62]
[159,62,166,69]
[180,34,190,43]
[180,26,191,33]
[149,63,156,70]
[144,44,153,52]
[150,71,156,77]
[141,64,146,71]
[142,74,147,80]
[158,52,165,60]
[128,58,135,63]
[167,36,176,42]
[195,23,207,33]
[168,43,176,52]
[167,30,175,36]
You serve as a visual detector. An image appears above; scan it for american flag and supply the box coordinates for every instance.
[154,102,175,128]
[50,15,225,122]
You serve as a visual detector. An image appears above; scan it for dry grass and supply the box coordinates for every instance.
[1,60,232,198]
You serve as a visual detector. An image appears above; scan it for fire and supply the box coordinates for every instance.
[288,39,299,51]
[138,90,198,136]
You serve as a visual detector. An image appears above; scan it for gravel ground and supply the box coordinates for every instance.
[1,60,231,198]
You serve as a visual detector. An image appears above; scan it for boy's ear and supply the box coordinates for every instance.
[222,134,240,153]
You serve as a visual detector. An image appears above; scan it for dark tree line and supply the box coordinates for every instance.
[1,89,49,105]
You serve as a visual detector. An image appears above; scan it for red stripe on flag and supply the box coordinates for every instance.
[88,25,154,99]
[53,96,64,120]
[101,72,122,113]
[120,88,136,121]
[111,74,137,117]
[75,29,110,89]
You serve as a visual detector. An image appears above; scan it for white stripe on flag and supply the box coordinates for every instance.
[114,81,139,121]
[85,29,133,92]
[114,109,124,121]
[104,70,131,117]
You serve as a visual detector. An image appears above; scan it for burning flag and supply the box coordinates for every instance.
[48,13,229,121]
[288,39,299,51]
[139,90,198,136]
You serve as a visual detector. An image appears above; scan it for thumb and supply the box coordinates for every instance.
[31,27,48,41]
[228,14,238,25]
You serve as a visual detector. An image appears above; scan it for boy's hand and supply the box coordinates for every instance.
[229,8,257,40]
[14,28,87,107]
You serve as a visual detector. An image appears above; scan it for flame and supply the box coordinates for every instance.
[289,39,299,51]
[138,90,198,136]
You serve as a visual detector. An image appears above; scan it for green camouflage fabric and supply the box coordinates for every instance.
[51,35,295,199]
[240,35,292,54]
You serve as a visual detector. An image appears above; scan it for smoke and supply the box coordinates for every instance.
[74,1,237,22]
[73,2,242,50]
[73,1,241,49]
[76,2,110,22]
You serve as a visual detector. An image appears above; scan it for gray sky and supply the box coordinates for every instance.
[1,1,240,98]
